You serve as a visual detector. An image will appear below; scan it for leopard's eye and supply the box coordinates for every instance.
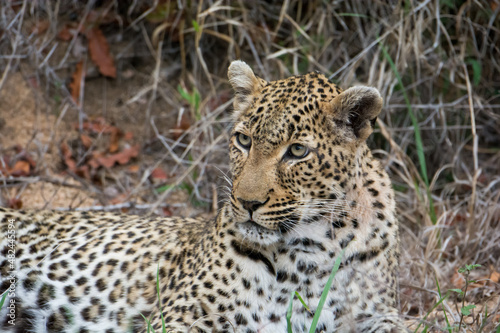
[288,144,309,158]
[236,133,252,149]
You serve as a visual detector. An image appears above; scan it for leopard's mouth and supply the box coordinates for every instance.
[235,219,283,245]
[240,219,271,231]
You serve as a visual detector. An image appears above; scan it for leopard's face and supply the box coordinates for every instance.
[226,61,383,246]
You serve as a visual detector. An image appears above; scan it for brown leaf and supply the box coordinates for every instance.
[150,167,169,181]
[7,198,23,209]
[10,160,31,177]
[172,113,191,140]
[31,20,50,35]
[87,151,104,170]
[110,193,128,205]
[93,145,139,169]
[60,142,72,159]
[69,61,85,105]
[109,127,122,153]
[162,207,173,217]
[468,268,500,289]
[96,155,115,169]
[13,145,23,154]
[114,145,140,165]
[57,23,77,41]
[127,164,140,173]
[85,27,116,78]
[24,154,36,169]
[75,164,90,180]
[77,118,114,134]
[490,270,500,283]
[60,142,77,172]
[124,131,134,141]
[80,134,93,148]
[452,269,465,289]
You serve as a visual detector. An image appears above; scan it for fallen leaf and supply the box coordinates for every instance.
[57,24,76,41]
[24,155,37,169]
[162,207,173,217]
[77,117,114,134]
[114,145,140,165]
[124,131,134,141]
[109,127,122,153]
[80,134,93,148]
[85,27,116,78]
[69,61,85,105]
[9,160,30,177]
[127,164,140,173]
[452,269,465,289]
[150,167,169,182]
[87,157,100,170]
[96,155,115,168]
[60,142,77,172]
[172,113,191,140]
[468,269,500,289]
[95,145,140,169]
[110,193,128,205]
[31,20,50,35]
[477,174,488,185]
[75,164,90,180]
[490,270,500,283]
[7,198,23,209]
[13,145,23,154]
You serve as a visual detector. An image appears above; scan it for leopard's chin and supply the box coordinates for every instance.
[236,220,282,246]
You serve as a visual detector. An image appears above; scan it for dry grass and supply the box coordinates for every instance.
[0,0,499,331]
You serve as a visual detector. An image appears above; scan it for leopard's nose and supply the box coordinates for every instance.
[238,198,268,215]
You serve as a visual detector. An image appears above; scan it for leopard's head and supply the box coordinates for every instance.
[226,61,383,246]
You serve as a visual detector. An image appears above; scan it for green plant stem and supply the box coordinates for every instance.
[435,277,452,333]
[379,41,437,225]
[308,249,344,333]
[458,270,470,331]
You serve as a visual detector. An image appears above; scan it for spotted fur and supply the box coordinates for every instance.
[0,61,405,332]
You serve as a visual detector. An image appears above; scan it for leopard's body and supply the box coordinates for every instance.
[0,61,405,332]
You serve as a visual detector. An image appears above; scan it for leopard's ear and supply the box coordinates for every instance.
[228,61,267,117]
[330,86,383,141]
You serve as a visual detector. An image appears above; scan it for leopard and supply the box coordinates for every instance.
[0,60,406,333]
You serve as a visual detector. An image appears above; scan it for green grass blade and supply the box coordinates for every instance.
[192,20,200,33]
[295,291,311,313]
[139,312,155,333]
[466,59,481,86]
[435,277,452,333]
[286,291,294,333]
[379,41,437,224]
[0,291,8,309]
[338,13,370,19]
[308,249,345,333]
[177,85,193,104]
[413,291,449,333]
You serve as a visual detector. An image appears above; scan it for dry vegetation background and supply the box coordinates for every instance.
[0,0,499,332]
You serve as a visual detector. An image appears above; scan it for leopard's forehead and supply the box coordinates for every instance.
[236,72,342,148]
